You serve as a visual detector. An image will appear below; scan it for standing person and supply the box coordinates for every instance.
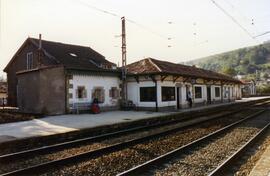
[187,91,192,108]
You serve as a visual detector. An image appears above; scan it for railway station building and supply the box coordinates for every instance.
[126,58,242,111]
[4,37,242,115]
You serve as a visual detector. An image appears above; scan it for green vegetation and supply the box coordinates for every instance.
[187,43,270,78]
[257,84,270,94]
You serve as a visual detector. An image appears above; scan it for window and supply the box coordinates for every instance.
[215,87,220,97]
[140,87,156,102]
[162,87,175,101]
[26,52,33,70]
[109,87,119,99]
[92,87,105,103]
[76,86,87,99]
[195,86,202,99]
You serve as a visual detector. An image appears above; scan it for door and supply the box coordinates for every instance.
[177,87,180,109]
[207,86,211,104]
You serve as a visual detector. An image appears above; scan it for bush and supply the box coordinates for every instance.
[257,84,270,94]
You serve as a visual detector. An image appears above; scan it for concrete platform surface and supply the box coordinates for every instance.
[0,96,269,144]
[0,111,169,140]
[249,144,270,176]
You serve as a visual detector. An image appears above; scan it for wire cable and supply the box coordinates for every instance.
[210,0,255,39]
[254,31,270,38]
[75,0,168,40]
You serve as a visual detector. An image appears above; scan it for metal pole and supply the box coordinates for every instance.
[121,17,127,103]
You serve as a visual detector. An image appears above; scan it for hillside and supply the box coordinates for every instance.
[186,42,270,77]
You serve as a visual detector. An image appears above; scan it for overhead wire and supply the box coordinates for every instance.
[210,0,255,39]
[75,0,169,40]
[222,0,260,36]
[254,31,270,38]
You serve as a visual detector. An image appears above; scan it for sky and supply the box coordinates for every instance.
[0,0,270,78]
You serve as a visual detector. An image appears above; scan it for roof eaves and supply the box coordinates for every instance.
[127,71,241,84]
[3,38,31,72]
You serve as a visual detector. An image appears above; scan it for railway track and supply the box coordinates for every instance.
[0,99,269,176]
[0,98,268,156]
[118,110,269,176]
[208,122,270,176]
[0,103,244,156]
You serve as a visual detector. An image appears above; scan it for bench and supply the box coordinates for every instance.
[71,102,91,114]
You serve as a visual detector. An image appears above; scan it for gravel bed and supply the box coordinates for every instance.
[0,110,245,174]
[31,110,256,176]
[153,111,270,176]
[226,129,270,176]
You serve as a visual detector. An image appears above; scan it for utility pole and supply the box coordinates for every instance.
[121,16,127,103]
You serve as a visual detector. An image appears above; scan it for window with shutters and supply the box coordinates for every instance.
[76,86,87,99]
[109,87,119,99]
[92,87,105,103]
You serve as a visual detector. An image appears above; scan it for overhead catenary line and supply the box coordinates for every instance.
[254,31,270,38]
[210,0,255,39]
[75,0,168,40]
[222,0,261,36]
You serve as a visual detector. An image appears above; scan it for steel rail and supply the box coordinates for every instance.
[0,109,258,176]
[117,110,266,176]
[208,121,270,176]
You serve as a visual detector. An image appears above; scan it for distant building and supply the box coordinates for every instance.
[4,37,242,115]
[241,80,256,97]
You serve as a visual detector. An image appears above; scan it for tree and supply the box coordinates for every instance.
[221,67,236,76]
[263,73,269,80]
[0,76,6,82]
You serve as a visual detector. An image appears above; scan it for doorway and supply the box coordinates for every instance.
[177,87,180,109]
[207,86,211,104]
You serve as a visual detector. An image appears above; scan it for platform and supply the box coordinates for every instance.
[0,96,269,144]
[249,141,270,176]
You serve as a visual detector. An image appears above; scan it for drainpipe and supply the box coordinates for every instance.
[38,34,42,67]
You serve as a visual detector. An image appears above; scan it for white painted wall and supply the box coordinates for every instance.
[69,74,120,107]
[127,78,242,109]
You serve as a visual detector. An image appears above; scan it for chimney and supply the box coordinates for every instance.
[38,34,42,67]
[39,34,42,49]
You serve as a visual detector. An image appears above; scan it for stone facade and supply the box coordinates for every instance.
[17,66,66,115]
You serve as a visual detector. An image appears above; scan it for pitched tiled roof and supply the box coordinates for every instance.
[30,38,117,71]
[4,37,119,73]
[126,58,241,83]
